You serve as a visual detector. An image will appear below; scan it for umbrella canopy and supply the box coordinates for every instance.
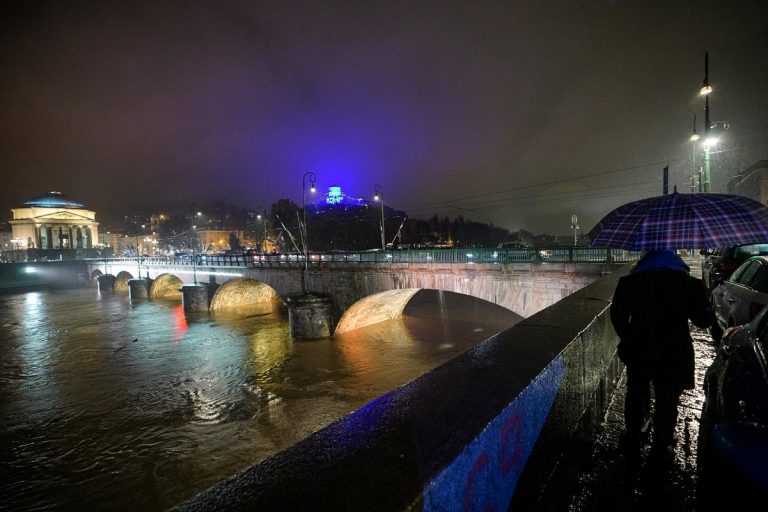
[588,192,768,250]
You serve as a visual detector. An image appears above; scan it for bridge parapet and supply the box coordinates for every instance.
[90,247,638,268]
[172,266,629,511]
[86,250,631,321]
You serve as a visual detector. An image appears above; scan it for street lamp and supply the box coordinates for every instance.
[301,172,317,292]
[700,52,713,192]
[690,113,701,192]
[256,208,269,252]
[191,226,198,284]
[373,185,385,251]
[570,214,579,246]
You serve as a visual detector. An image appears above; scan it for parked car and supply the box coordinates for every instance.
[710,255,768,341]
[698,306,768,505]
[701,243,768,294]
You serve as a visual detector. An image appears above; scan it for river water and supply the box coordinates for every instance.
[0,287,510,510]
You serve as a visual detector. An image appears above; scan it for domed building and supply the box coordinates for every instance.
[10,191,100,257]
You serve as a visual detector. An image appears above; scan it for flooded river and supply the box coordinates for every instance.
[0,287,511,510]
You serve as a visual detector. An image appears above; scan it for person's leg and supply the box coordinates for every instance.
[625,365,650,435]
[652,379,681,451]
[624,365,651,453]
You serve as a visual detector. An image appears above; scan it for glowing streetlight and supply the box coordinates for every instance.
[700,52,713,192]
[373,185,385,251]
[256,207,268,252]
[301,172,317,292]
[570,214,579,246]
[690,113,702,192]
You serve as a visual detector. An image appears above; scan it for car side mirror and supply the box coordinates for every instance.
[712,272,725,286]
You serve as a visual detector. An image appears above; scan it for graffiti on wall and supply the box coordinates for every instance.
[423,355,566,511]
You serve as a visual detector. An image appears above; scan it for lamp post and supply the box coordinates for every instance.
[256,208,268,253]
[570,214,579,246]
[689,113,701,192]
[134,234,142,278]
[373,185,385,251]
[301,172,316,293]
[699,52,713,192]
[191,225,198,284]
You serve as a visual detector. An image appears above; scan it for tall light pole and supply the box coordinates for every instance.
[191,226,197,284]
[700,51,713,192]
[301,172,316,293]
[570,214,579,246]
[256,208,268,252]
[690,113,701,192]
[373,185,385,251]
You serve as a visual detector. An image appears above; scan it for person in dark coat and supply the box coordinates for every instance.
[610,250,713,459]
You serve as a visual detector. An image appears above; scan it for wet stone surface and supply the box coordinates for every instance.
[568,326,717,511]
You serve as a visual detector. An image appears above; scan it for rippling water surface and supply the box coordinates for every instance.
[0,288,508,510]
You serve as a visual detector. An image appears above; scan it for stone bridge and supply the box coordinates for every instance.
[86,248,631,333]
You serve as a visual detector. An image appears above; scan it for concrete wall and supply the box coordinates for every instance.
[172,267,628,511]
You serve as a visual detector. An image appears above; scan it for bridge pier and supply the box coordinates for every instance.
[96,274,115,292]
[285,293,334,339]
[181,284,210,312]
[128,277,153,300]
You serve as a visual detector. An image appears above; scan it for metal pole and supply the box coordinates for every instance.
[301,172,316,293]
[571,214,578,246]
[262,209,268,251]
[192,247,197,284]
[374,185,385,251]
[136,235,141,278]
[690,113,698,193]
[702,52,711,192]
[703,95,711,193]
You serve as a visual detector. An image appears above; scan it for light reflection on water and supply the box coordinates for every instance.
[0,287,512,511]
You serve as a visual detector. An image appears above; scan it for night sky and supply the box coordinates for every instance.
[2,1,767,234]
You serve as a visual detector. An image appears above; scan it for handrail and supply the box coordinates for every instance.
[86,247,639,268]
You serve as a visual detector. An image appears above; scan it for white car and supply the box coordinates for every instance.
[710,255,768,341]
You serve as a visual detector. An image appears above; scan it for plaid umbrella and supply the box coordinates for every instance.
[588,192,768,250]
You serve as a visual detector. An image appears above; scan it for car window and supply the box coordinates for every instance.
[751,263,768,292]
[757,309,768,351]
[730,260,759,284]
[736,244,768,258]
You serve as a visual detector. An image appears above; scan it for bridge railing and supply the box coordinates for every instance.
[88,247,639,268]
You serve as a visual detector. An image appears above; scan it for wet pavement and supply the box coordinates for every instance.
[569,257,716,511]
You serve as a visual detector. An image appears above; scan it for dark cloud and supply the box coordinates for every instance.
[2,0,767,234]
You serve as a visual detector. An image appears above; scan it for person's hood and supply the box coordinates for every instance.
[633,250,690,274]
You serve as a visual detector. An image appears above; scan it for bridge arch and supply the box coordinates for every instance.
[114,271,134,292]
[150,273,183,300]
[209,278,279,311]
[90,269,103,286]
[335,288,523,334]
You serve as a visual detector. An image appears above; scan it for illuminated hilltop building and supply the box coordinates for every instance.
[10,191,100,257]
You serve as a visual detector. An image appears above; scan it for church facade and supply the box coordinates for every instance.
[10,191,100,253]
